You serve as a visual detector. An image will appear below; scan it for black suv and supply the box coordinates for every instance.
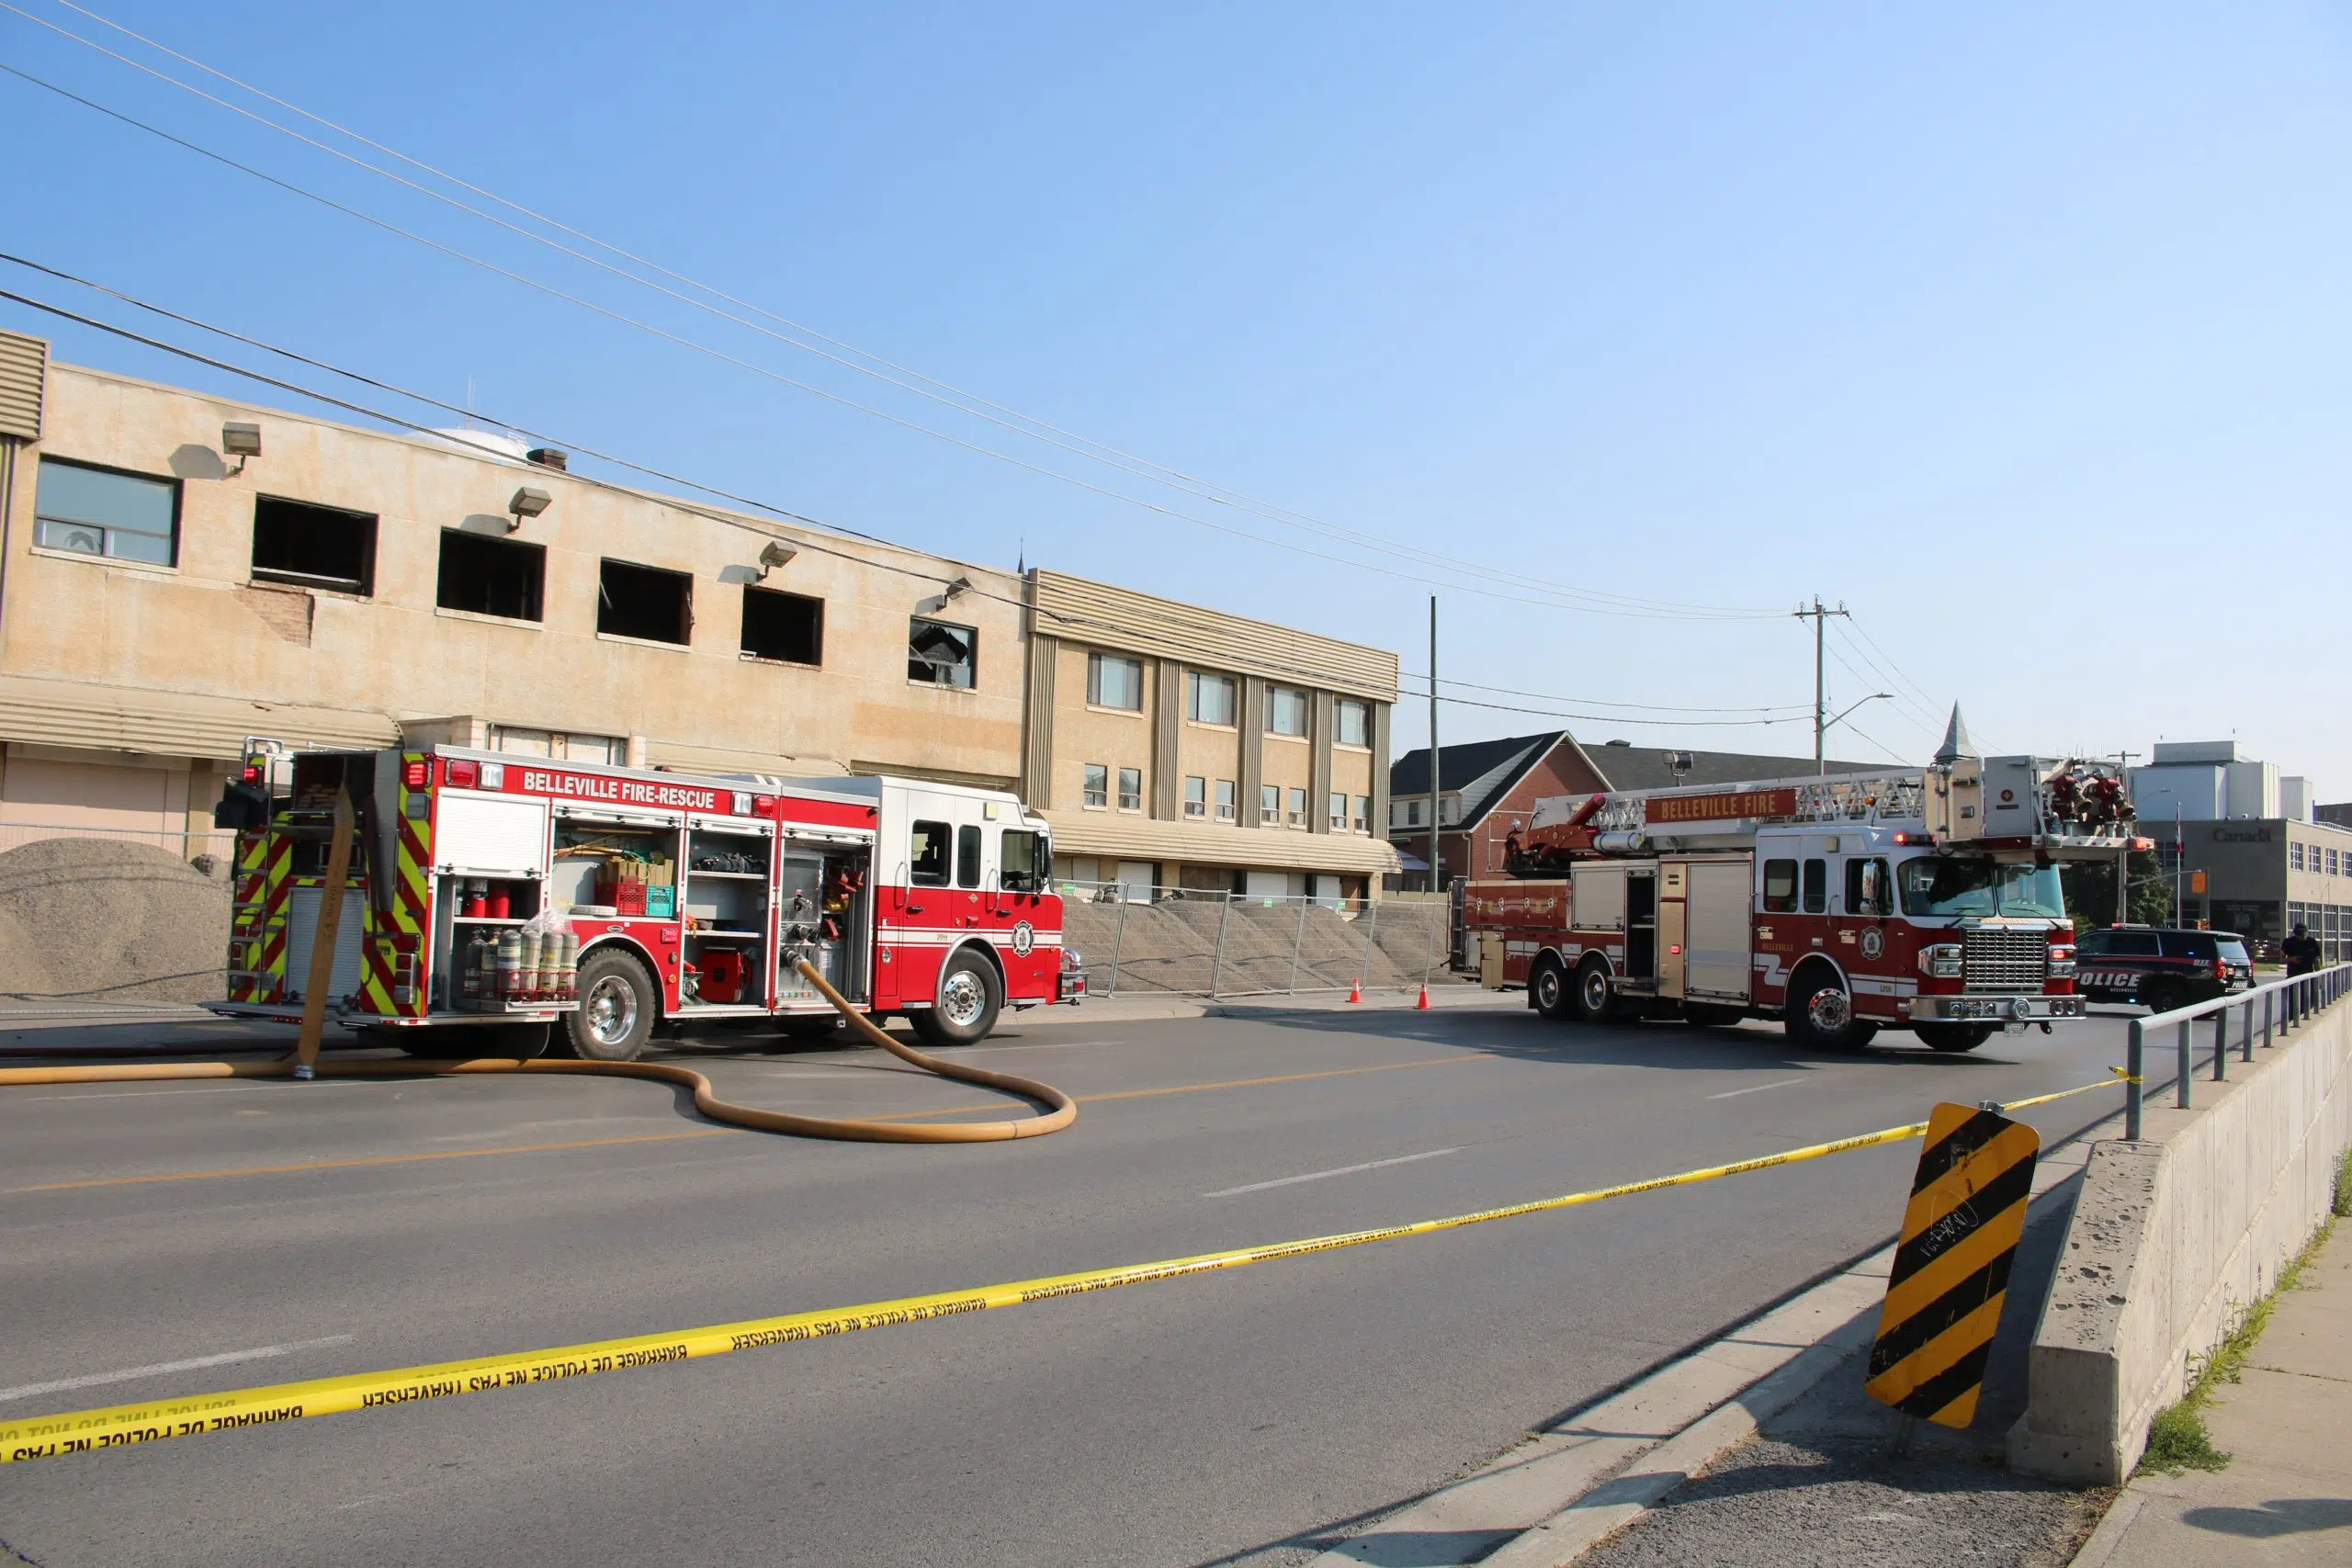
[2075,927,2255,1011]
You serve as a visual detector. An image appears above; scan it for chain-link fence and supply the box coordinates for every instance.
[1057,885,1459,998]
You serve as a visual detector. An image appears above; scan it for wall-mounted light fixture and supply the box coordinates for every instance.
[221,421,261,477]
[942,575,972,600]
[507,486,551,532]
[757,540,797,579]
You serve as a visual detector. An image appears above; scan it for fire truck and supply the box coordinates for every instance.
[1463,742,2143,1053]
[209,743,1082,1059]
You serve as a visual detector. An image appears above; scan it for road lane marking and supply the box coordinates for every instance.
[0,1336,356,1404]
[1706,1078,1810,1100]
[1205,1147,1460,1197]
[3,1055,1472,1195]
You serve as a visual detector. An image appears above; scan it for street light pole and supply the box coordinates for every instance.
[1427,595,1441,896]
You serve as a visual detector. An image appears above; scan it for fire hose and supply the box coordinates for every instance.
[0,962,1077,1144]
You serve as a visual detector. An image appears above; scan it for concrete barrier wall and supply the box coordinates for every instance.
[2008,1000,2352,1483]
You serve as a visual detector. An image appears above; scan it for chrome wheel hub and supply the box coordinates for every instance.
[586,975,638,1044]
[940,969,987,1027]
[1807,987,1852,1032]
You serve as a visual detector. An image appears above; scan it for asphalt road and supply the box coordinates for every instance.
[0,1002,2146,1567]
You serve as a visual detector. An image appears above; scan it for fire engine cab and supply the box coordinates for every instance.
[209,743,1081,1059]
[1464,737,2144,1054]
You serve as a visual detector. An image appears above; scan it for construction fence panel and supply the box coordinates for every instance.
[1054,884,1458,999]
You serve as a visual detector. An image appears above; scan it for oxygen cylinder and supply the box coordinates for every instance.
[459,932,485,1009]
[517,931,543,1003]
[495,929,522,1004]
[558,931,580,998]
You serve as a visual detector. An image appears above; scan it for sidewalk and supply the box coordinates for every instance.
[2073,1219,2352,1566]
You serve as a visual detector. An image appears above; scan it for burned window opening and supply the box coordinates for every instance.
[741,586,822,665]
[252,496,376,595]
[598,558,692,646]
[909,616,977,688]
[436,529,544,622]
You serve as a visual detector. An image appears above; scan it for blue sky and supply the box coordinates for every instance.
[6,3,2348,789]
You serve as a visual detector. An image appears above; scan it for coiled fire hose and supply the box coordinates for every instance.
[0,961,1076,1144]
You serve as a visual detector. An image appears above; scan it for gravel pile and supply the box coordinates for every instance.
[0,838,231,1002]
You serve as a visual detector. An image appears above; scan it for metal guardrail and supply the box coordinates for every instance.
[2124,963,2352,1139]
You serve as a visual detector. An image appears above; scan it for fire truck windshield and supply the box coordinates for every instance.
[1899,857,2065,919]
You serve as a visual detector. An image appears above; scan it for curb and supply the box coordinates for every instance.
[1307,1114,2109,1568]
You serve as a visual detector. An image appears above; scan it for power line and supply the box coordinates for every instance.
[4,6,1784,624]
[1399,671,1810,716]
[1396,683,1801,728]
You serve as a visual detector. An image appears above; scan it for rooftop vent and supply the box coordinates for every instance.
[526,447,569,471]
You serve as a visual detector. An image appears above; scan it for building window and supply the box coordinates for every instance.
[1261,784,1281,825]
[1088,652,1144,711]
[1329,791,1348,830]
[486,726,624,763]
[251,496,374,594]
[2292,842,2305,872]
[2332,848,2343,875]
[1287,787,1307,828]
[1118,767,1143,812]
[741,586,822,664]
[1334,699,1370,748]
[1266,685,1307,737]
[1215,779,1237,822]
[1186,671,1237,726]
[1184,776,1207,818]
[437,529,544,621]
[909,616,977,688]
[1083,764,1109,809]
[33,457,179,566]
[1353,795,1371,833]
[1405,799,1423,828]
[1440,796,1462,825]
[910,820,951,886]
[598,558,692,645]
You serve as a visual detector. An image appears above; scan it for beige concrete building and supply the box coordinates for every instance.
[0,332,1399,894]
[1021,571,1397,903]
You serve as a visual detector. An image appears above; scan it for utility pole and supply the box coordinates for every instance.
[1427,595,1441,896]
[1792,597,1851,775]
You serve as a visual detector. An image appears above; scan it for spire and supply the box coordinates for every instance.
[1934,703,1977,763]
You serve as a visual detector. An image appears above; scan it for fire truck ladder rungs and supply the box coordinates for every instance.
[0,962,1077,1145]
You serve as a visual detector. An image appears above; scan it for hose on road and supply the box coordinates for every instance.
[0,961,1077,1144]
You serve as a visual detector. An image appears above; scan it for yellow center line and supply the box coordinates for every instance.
[5,1054,1475,1194]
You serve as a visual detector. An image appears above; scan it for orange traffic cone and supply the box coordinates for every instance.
[1347,978,1363,1003]
[1415,984,1431,1010]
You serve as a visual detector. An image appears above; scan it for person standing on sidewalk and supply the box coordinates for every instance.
[2281,922,2321,976]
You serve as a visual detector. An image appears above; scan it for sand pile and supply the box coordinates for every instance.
[0,838,231,1002]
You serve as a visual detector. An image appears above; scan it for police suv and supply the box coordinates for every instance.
[2074,926,2255,1012]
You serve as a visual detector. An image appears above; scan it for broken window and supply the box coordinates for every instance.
[436,529,544,622]
[741,585,822,664]
[909,616,977,688]
[599,559,692,645]
[34,457,178,565]
[1083,764,1108,808]
[252,495,375,595]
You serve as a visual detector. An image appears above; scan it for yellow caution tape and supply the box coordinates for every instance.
[0,1077,2125,1463]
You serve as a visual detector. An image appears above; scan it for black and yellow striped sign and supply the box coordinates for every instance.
[1864,1101,2039,1428]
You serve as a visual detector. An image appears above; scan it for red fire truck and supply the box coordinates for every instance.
[1463,747,2143,1053]
[209,743,1081,1059]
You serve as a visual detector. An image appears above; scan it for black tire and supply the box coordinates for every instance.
[1915,1022,1994,1054]
[1530,956,1572,1021]
[782,1014,847,1042]
[1570,957,1617,1023]
[1785,968,1876,1052]
[1683,1004,1746,1028]
[2139,980,2183,1016]
[564,947,659,1062]
[911,949,1001,1046]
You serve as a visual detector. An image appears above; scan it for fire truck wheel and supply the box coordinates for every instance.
[1529,956,1572,1020]
[1570,957,1618,1023]
[914,951,1002,1046]
[1786,971,1874,1053]
[1915,1022,1994,1053]
[565,949,658,1062]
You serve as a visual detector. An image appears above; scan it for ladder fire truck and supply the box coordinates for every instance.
[1463,728,2144,1053]
[209,743,1082,1059]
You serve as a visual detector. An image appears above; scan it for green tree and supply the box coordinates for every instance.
[2064,851,2173,930]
